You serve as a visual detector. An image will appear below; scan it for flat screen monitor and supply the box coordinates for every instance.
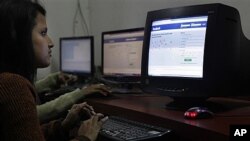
[60,36,94,77]
[102,28,144,82]
[141,3,247,109]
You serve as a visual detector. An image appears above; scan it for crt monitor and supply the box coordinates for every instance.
[102,27,144,82]
[141,3,250,108]
[60,36,94,77]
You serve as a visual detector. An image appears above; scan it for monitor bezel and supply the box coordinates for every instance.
[141,4,229,98]
[59,36,94,77]
[101,27,144,81]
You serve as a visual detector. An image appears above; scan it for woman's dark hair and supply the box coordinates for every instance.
[0,0,46,83]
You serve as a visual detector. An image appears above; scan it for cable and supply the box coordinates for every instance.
[77,0,89,34]
[73,0,89,36]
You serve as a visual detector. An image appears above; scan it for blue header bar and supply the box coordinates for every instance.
[152,21,207,31]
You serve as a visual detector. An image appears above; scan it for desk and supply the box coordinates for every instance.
[86,94,250,141]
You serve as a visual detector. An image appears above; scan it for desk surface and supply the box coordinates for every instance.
[86,94,250,141]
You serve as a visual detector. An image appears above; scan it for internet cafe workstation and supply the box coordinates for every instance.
[21,0,250,141]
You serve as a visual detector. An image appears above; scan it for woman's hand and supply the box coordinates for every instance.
[77,114,108,141]
[62,102,95,131]
[81,84,111,97]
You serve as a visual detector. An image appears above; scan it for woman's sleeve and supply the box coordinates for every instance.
[37,88,86,123]
[0,75,45,141]
[41,119,69,141]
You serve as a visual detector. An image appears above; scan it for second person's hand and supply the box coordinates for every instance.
[81,83,111,97]
[57,72,78,87]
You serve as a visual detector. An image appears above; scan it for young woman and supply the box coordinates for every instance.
[0,0,107,141]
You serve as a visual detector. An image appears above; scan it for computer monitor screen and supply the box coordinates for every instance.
[60,36,94,76]
[142,3,244,105]
[102,28,144,80]
[149,16,207,78]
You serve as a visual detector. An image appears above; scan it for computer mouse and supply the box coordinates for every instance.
[184,107,214,119]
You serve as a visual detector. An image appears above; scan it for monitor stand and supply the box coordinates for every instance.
[165,97,229,112]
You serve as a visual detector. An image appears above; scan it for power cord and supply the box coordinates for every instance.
[73,0,89,36]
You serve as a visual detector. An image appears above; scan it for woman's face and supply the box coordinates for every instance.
[32,12,54,68]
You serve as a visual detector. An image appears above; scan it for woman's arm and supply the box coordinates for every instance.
[0,73,45,141]
[37,88,86,123]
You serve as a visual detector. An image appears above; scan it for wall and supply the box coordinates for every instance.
[37,0,250,79]
[89,0,250,66]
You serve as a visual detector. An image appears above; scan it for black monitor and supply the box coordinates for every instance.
[141,3,250,109]
[101,27,144,83]
[60,36,94,78]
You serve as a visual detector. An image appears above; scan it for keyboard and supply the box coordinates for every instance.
[99,77,141,85]
[111,88,143,94]
[100,116,171,141]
